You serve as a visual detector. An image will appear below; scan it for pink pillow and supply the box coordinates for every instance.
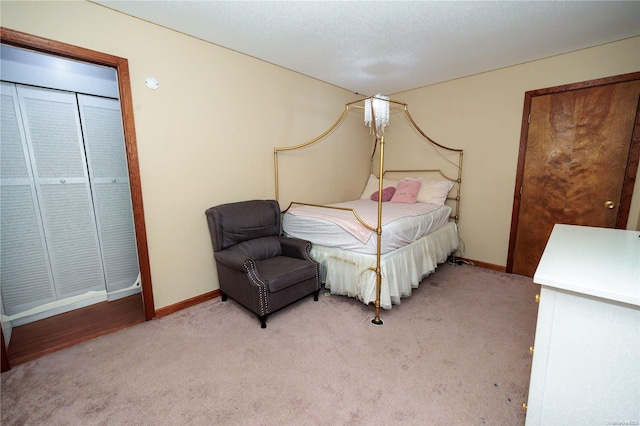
[371,186,396,202]
[390,179,421,204]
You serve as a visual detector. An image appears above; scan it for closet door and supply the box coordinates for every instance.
[77,95,139,293]
[0,83,56,315]
[16,85,106,298]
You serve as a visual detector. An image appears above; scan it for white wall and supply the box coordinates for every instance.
[389,37,640,266]
[3,1,638,307]
[1,1,370,310]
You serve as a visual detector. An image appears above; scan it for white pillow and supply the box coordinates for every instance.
[359,174,399,200]
[416,179,455,205]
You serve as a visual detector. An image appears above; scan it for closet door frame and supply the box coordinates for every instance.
[0,27,155,320]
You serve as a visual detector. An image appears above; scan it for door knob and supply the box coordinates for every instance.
[604,200,615,209]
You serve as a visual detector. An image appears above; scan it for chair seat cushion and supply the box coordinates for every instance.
[256,256,317,293]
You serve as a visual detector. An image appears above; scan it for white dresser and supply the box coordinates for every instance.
[525,224,640,426]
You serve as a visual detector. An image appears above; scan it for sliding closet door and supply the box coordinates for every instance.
[0,83,56,315]
[16,85,106,299]
[77,95,139,293]
[1,82,140,319]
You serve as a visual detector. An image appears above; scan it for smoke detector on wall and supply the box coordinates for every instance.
[145,77,159,90]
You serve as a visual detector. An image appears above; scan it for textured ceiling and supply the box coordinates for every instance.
[93,1,640,95]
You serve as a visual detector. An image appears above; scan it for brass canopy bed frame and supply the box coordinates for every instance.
[274,95,463,325]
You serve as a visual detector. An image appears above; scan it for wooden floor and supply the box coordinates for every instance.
[6,294,146,367]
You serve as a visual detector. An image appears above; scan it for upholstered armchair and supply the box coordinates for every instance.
[205,200,321,328]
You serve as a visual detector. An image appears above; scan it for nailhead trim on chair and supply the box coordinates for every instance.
[302,242,322,292]
[243,260,269,316]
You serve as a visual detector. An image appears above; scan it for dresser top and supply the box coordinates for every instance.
[534,224,640,306]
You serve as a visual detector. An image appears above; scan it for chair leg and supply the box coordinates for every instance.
[313,289,320,301]
[221,292,228,301]
[258,314,268,329]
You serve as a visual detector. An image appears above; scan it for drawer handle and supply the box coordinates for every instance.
[535,294,540,303]
[522,403,528,411]
[529,346,534,355]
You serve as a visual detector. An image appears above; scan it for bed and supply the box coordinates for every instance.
[274,95,463,323]
[282,175,459,309]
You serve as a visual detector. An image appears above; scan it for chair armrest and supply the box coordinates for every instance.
[279,236,312,260]
[214,250,253,271]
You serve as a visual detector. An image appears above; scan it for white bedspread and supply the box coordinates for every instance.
[283,200,451,255]
[312,222,459,309]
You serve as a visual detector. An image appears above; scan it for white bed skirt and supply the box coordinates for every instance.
[311,222,458,309]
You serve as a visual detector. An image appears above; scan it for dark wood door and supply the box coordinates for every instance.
[509,75,640,277]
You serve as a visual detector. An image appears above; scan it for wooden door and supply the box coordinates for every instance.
[508,74,640,277]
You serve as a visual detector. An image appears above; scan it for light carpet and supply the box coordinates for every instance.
[1,263,540,425]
